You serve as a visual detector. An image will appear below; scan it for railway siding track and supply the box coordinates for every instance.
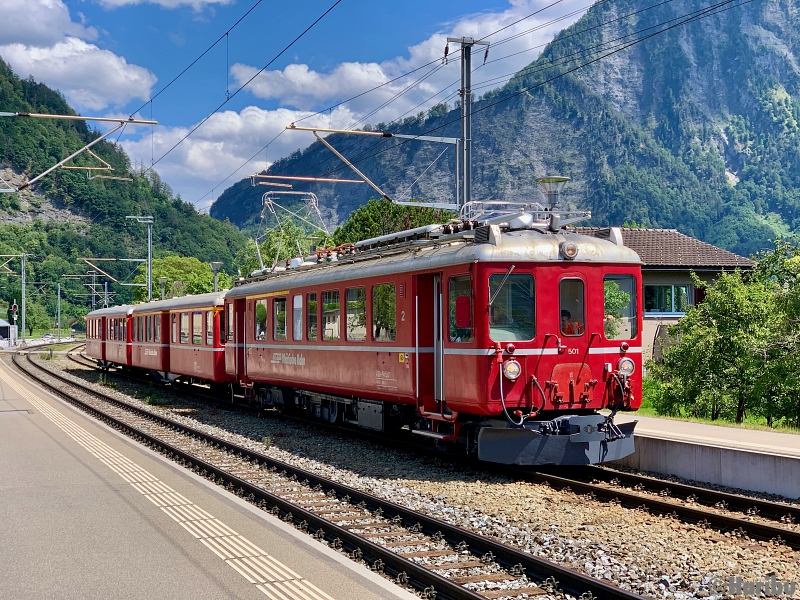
[16,351,646,600]
[67,347,800,549]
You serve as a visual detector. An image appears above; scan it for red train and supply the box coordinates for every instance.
[86,222,642,465]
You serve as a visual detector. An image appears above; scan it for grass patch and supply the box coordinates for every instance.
[38,352,53,360]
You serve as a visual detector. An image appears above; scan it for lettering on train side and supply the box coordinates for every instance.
[271,352,306,366]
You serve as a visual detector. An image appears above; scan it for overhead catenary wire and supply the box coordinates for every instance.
[196,0,746,217]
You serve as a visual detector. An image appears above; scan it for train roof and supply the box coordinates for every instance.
[129,291,227,313]
[86,305,133,318]
[227,227,641,299]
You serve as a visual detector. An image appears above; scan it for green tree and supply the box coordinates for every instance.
[25,301,51,336]
[133,256,233,302]
[332,198,455,245]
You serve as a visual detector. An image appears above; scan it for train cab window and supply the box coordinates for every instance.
[226,304,233,343]
[560,279,585,336]
[372,284,396,342]
[489,274,535,341]
[180,312,189,344]
[449,276,473,343]
[255,299,267,341]
[307,293,318,340]
[274,298,287,341]
[322,290,340,341]
[604,275,638,340]
[154,316,160,342]
[346,287,366,342]
[292,295,302,341]
[147,315,152,342]
[192,312,202,344]
[206,311,213,345]
[172,314,177,343]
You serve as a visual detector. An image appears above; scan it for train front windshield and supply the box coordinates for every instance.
[488,274,535,342]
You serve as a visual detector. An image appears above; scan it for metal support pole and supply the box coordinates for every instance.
[104,281,109,308]
[20,254,25,340]
[147,220,152,301]
[462,43,472,209]
[90,271,96,310]
[57,283,61,340]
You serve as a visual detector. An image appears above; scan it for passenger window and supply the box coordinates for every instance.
[180,312,189,343]
[226,303,233,342]
[307,293,318,340]
[489,274,535,341]
[255,299,267,341]
[372,284,396,342]
[193,312,202,344]
[147,315,152,342]
[449,276,473,342]
[154,316,160,342]
[138,316,144,341]
[322,290,340,341]
[604,275,638,340]
[274,298,287,341]
[293,295,302,341]
[560,279,585,336]
[346,287,366,342]
[206,311,213,345]
[172,314,177,343]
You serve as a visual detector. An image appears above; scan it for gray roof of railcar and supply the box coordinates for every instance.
[227,228,641,299]
[86,292,226,319]
[86,305,133,318]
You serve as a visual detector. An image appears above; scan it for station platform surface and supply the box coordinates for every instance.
[613,413,800,499]
[0,361,417,600]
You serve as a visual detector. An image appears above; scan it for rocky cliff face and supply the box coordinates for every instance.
[211,0,800,256]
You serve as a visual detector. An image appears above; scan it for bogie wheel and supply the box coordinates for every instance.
[328,401,341,424]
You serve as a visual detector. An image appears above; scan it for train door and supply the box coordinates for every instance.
[549,273,593,405]
[234,298,246,381]
[415,273,445,416]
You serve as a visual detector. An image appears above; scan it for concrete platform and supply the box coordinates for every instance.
[613,414,800,500]
[0,361,417,600]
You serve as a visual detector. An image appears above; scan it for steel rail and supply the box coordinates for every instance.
[16,352,645,600]
[65,350,800,545]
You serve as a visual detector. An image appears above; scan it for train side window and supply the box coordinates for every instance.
[111,319,116,340]
[123,319,127,341]
[307,293,318,340]
[489,274,535,342]
[172,314,177,343]
[255,299,267,341]
[604,275,638,340]
[293,295,302,341]
[206,311,213,345]
[193,312,202,344]
[322,290,340,341]
[346,287,366,342]
[180,312,189,344]
[560,279,585,336]
[372,284,396,342]
[147,315,153,342]
[139,316,144,341]
[449,276,473,343]
[274,298,287,341]
[154,316,160,342]
[226,304,233,343]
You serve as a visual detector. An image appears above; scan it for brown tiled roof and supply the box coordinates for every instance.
[574,227,754,268]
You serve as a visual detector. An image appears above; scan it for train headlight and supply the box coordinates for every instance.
[617,357,635,377]
[559,241,579,260]
[502,359,522,381]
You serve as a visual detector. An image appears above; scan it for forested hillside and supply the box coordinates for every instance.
[0,60,247,327]
[211,0,800,257]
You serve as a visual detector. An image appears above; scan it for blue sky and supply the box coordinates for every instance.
[1,0,592,210]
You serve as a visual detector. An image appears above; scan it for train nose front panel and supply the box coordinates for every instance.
[546,363,596,406]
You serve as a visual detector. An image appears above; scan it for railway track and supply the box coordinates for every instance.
[63,347,800,549]
[16,350,646,600]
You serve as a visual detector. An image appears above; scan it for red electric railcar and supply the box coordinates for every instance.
[223,224,642,465]
[86,305,132,368]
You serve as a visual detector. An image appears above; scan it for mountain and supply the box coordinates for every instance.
[0,59,248,323]
[210,0,800,257]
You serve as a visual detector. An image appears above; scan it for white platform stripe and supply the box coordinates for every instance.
[0,366,337,600]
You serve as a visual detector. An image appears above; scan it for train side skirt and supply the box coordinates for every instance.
[477,417,637,465]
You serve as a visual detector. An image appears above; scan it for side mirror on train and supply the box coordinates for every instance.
[455,296,472,329]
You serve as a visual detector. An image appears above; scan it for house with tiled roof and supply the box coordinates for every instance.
[575,227,754,361]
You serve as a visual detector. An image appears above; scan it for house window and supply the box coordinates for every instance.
[372,284,396,342]
[644,285,690,314]
[346,287,366,342]
[274,298,287,341]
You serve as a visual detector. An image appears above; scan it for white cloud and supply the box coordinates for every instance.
[95,0,234,9]
[0,0,97,47]
[1,38,156,111]
[124,0,592,207]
